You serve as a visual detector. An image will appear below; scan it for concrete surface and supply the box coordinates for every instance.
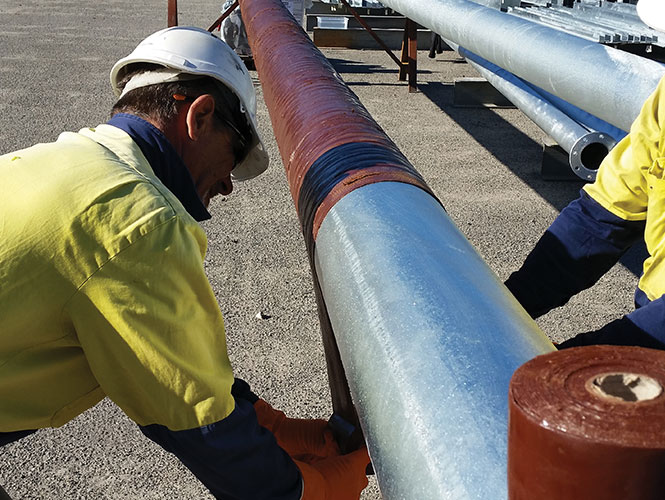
[0,1,642,498]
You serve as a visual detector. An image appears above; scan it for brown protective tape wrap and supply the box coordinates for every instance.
[239,0,433,233]
[311,166,431,240]
[240,1,391,207]
[508,345,665,500]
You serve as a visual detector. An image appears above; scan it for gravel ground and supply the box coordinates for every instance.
[0,1,642,498]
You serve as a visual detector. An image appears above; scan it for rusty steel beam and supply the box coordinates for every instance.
[208,0,239,32]
[398,18,419,90]
[167,0,178,27]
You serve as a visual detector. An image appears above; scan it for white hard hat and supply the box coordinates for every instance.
[110,26,268,181]
[637,0,665,33]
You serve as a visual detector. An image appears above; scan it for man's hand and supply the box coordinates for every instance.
[295,447,370,500]
[253,399,370,500]
[253,399,340,461]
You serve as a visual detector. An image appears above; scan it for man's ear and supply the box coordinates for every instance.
[185,94,216,141]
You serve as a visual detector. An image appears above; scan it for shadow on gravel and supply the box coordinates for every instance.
[339,81,407,87]
[327,57,395,74]
[419,81,582,207]
[416,80,646,278]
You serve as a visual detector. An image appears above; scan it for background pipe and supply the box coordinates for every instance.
[453,43,617,181]
[524,84,628,145]
[377,0,665,132]
[240,0,555,497]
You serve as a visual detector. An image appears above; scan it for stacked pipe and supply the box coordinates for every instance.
[447,40,619,180]
[380,0,665,180]
[377,0,665,133]
[239,0,554,497]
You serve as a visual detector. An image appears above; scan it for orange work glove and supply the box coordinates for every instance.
[295,447,371,500]
[253,399,340,461]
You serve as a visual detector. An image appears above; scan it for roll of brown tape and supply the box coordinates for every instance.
[508,345,665,500]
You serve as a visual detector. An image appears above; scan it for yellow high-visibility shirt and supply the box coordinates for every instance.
[0,124,235,432]
[585,76,665,302]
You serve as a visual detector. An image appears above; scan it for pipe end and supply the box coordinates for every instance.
[569,132,617,182]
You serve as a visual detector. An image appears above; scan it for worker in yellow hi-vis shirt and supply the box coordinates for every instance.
[0,27,369,500]
[505,1,665,351]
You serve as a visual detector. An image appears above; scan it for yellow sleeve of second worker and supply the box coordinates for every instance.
[584,77,665,221]
[64,215,236,431]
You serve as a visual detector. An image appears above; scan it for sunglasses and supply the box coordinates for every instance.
[173,93,250,169]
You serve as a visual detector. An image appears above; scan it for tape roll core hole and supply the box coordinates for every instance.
[587,373,663,403]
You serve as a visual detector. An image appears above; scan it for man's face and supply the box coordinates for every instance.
[189,125,236,207]
[178,94,240,207]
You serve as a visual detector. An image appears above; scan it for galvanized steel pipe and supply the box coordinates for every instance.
[525,84,628,144]
[378,0,665,132]
[314,185,555,499]
[240,0,555,497]
[454,43,617,180]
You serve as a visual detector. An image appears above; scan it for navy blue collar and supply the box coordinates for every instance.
[107,113,211,222]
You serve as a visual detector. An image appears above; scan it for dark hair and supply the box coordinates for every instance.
[111,63,252,160]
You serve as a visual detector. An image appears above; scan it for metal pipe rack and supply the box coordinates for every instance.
[377,0,665,133]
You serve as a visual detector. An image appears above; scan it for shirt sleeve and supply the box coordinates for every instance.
[556,296,665,350]
[505,77,665,318]
[140,393,303,500]
[504,191,645,318]
[583,76,665,221]
[625,294,665,347]
[65,214,236,431]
